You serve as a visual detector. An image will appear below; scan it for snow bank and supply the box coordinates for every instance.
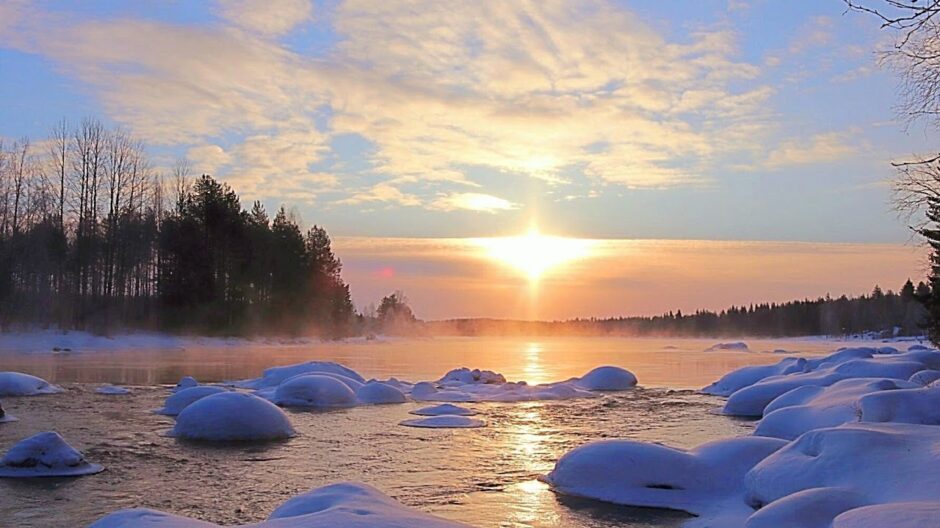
[574,366,638,391]
[89,481,469,527]
[721,349,940,417]
[705,342,749,352]
[356,381,406,404]
[0,431,103,477]
[0,371,63,397]
[96,385,130,395]
[0,401,17,423]
[543,436,786,526]
[170,392,295,442]
[909,369,940,386]
[173,376,198,392]
[858,386,940,425]
[410,403,477,416]
[745,423,940,526]
[272,374,358,408]
[754,378,918,440]
[399,415,485,428]
[236,361,365,390]
[701,358,808,396]
[154,386,228,416]
[831,502,940,528]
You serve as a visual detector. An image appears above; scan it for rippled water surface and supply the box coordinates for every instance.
[0,336,898,527]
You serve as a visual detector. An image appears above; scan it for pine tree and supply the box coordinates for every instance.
[916,196,940,343]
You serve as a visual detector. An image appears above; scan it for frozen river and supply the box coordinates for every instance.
[0,335,911,527]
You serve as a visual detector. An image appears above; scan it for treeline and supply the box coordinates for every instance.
[0,118,353,336]
[427,281,929,338]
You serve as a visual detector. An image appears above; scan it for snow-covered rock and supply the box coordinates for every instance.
[831,502,940,528]
[272,374,358,408]
[172,376,198,392]
[754,378,918,440]
[909,369,940,386]
[544,436,786,527]
[399,415,485,428]
[706,342,749,352]
[574,366,637,391]
[858,386,940,425]
[0,431,103,477]
[96,385,131,395]
[701,358,808,396]
[356,381,406,404]
[410,403,477,416]
[154,386,228,416]
[744,487,869,528]
[439,368,506,385]
[236,361,365,390]
[88,482,469,527]
[0,371,63,397]
[170,392,295,442]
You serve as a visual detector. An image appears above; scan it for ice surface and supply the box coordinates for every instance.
[0,371,63,396]
[88,482,469,527]
[96,385,131,395]
[399,415,486,428]
[543,436,786,527]
[356,381,407,404]
[0,431,103,477]
[169,392,296,442]
[272,374,358,408]
[154,386,228,416]
[410,403,477,416]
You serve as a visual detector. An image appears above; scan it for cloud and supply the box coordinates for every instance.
[430,192,519,213]
[764,132,859,169]
[340,183,422,207]
[215,0,313,36]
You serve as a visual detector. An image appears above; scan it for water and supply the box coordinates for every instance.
[0,336,892,527]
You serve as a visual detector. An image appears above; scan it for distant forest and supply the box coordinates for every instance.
[0,119,353,336]
[426,281,930,338]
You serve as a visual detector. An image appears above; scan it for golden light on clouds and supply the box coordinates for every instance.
[474,228,596,280]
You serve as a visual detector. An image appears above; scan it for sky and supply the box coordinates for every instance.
[0,0,933,318]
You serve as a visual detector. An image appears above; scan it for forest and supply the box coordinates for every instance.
[0,119,353,336]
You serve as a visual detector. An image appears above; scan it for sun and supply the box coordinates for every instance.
[476,227,594,280]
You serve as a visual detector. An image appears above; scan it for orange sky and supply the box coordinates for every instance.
[334,237,929,320]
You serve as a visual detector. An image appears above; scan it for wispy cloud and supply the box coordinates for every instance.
[430,193,518,213]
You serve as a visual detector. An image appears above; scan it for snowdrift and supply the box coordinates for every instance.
[0,431,103,477]
[89,482,469,527]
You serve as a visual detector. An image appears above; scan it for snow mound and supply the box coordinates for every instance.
[154,386,228,416]
[173,376,198,392]
[744,487,869,528]
[574,366,637,391]
[356,381,406,404]
[236,361,365,390]
[544,436,786,526]
[701,357,808,396]
[399,415,485,428]
[0,371,63,397]
[439,368,506,385]
[89,481,469,527]
[706,342,749,352]
[0,401,17,423]
[272,374,358,408]
[96,385,130,395]
[858,386,940,425]
[170,392,295,442]
[0,431,103,477]
[410,403,477,416]
[831,502,940,528]
[722,349,939,417]
[909,369,940,386]
[755,378,919,440]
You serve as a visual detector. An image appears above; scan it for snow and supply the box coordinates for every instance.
[271,374,358,408]
[831,502,940,528]
[96,384,131,395]
[410,403,477,416]
[0,371,63,396]
[705,342,749,351]
[399,415,486,428]
[88,482,469,527]
[439,368,506,385]
[858,386,940,425]
[574,366,638,391]
[0,431,103,477]
[543,436,786,527]
[169,392,296,442]
[754,378,919,440]
[0,400,17,423]
[356,381,407,404]
[172,376,198,392]
[154,386,228,416]
[701,357,808,396]
[909,369,940,385]
[236,361,365,390]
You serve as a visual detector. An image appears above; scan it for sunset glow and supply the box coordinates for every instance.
[475,229,595,280]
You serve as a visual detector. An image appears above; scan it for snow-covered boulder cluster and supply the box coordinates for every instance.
[0,371,63,396]
[236,361,366,390]
[545,344,940,527]
[169,392,296,442]
[0,431,103,477]
[89,482,469,527]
